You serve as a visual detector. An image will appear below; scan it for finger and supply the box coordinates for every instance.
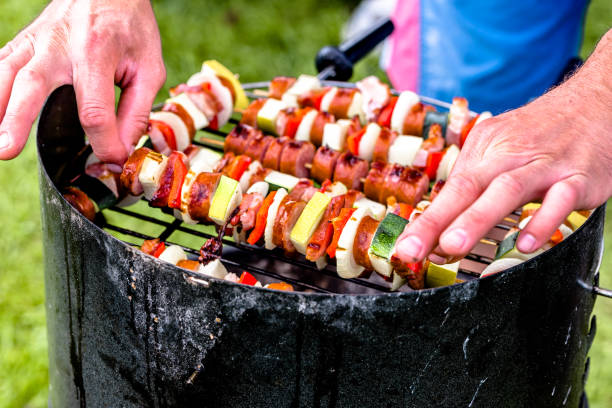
[516,177,582,253]
[116,66,165,150]
[437,166,549,257]
[0,41,35,122]
[0,58,57,159]
[73,60,127,164]
[393,164,502,263]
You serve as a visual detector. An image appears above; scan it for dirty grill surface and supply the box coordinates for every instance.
[93,81,519,294]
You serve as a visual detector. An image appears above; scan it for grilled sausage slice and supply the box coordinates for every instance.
[120,147,151,196]
[372,127,397,163]
[310,111,335,146]
[225,124,259,155]
[353,215,380,270]
[279,140,315,178]
[311,146,340,183]
[333,152,368,190]
[188,173,221,222]
[244,134,274,162]
[262,136,289,170]
[306,194,345,261]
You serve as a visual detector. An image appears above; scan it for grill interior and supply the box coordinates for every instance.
[88,81,519,294]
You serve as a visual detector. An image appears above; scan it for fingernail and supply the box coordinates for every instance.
[441,229,467,252]
[0,132,9,150]
[396,235,423,261]
[517,233,536,253]
[428,253,447,265]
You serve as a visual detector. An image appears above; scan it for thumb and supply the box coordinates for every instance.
[73,61,127,164]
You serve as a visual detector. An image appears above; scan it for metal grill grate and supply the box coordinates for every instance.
[94,81,519,294]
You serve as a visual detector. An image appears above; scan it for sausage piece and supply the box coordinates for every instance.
[311,146,340,183]
[188,173,221,222]
[244,134,274,162]
[305,194,345,261]
[269,76,296,100]
[333,152,368,190]
[240,99,266,127]
[310,111,335,146]
[279,140,315,178]
[120,147,151,196]
[262,136,289,171]
[372,127,397,163]
[353,215,379,270]
[225,124,259,155]
[363,161,386,202]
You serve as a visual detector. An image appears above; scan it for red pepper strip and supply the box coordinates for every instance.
[460,114,479,148]
[285,109,308,139]
[424,151,445,180]
[266,282,294,291]
[227,155,252,181]
[209,115,219,131]
[347,128,366,156]
[239,271,258,286]
[326,207,356,258]
[377,96,398,128]
[167,153,188,209]
[247,191,277,245]
[398,203,414,220]
[319,179,332,193]
[149,119,177,151]
[152,242,166,258]
[407,261,423,276]
[549,229,564,245]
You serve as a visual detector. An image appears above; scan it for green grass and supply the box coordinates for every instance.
[0,1,610,407]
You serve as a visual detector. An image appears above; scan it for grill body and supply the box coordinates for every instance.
[39,86,602,407]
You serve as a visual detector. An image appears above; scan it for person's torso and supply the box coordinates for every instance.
[387,0,589,113]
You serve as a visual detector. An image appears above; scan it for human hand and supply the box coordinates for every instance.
[394,30,612,264]
[0,0,166,165]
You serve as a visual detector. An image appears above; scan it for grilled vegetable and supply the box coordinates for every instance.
[368,213,408,278]
[426,261,459,287]
[158,245,187,264]
[388,135,423,167]
[264,171,299,192]
[336,207,373,278]
[290,192,331,255]
[264,188,289,250]
[390,91,419,133]
[257,98,287,133]
[209,175,242,225]
[202,60,249,111]
[139,151,168,200]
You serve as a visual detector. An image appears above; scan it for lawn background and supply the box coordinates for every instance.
[0,1,610,406]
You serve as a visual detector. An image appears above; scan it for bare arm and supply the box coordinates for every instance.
[0,0,166,165]
[395,28,612,264]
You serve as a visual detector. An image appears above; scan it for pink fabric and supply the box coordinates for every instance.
[387,0,419,92]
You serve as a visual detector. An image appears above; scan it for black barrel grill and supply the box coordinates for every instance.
[37,18,611,408]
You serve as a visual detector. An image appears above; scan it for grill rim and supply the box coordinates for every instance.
[37,84,604,298]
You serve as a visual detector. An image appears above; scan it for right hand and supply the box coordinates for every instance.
[0,0,166,165]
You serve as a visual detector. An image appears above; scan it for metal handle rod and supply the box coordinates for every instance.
[339,18,395,64]
[594,285,612,298]
[315,18,395,81]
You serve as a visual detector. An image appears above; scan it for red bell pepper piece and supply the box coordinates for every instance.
[460,114,479,148]
[148,119,177,151]
[266,282,294,291]
[347,128,366,156]
[151,241,166,258]
[319,179,332,193]
[227,155,252,181]
[209,115,219,131]
[549,229,564,245]
[424,151,445,180]
[239,271,258,286]
[398,203,414,220]
[377,96,398,128]
[247,191,277,245]
[167,152,188,209]
[326,207,356,258]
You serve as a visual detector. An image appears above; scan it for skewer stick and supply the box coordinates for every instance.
[252,89,270,97]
